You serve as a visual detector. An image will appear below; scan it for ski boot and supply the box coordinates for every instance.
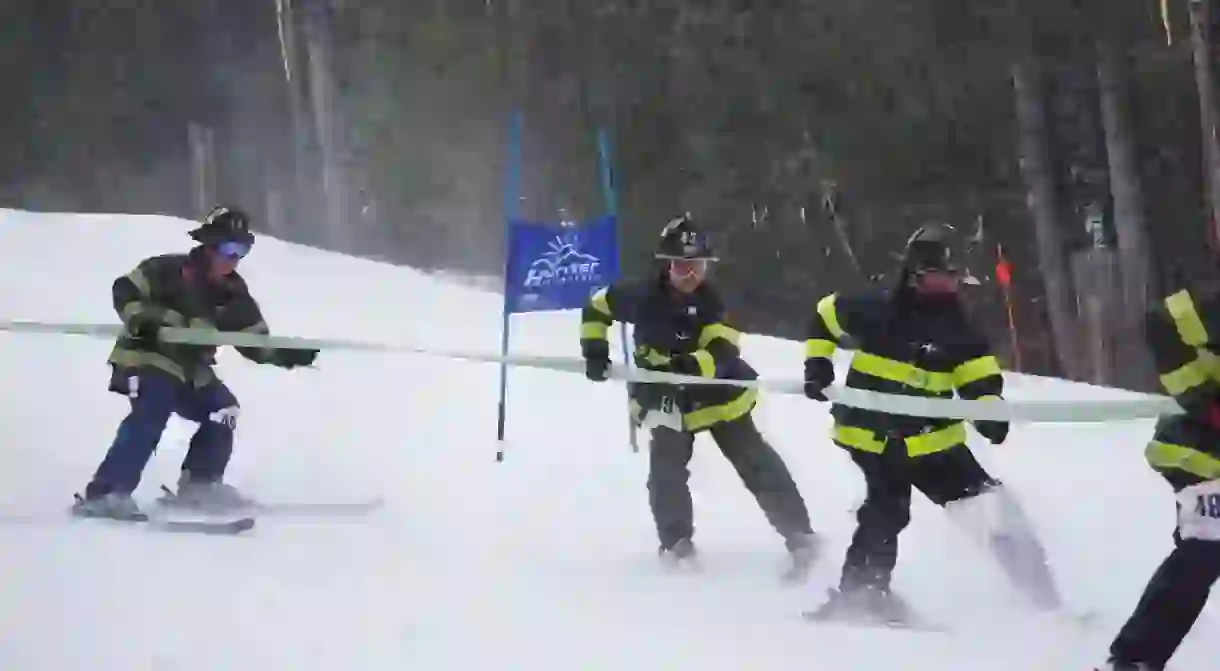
[659,537,698,570]
[781,532,822,584]
[804,585,919,628]
[71,491,147,521]
[157,473,256,515]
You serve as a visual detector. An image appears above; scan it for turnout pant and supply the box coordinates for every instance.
[1108,477,1220,670]
[840,438,1060,608]
[647,414,813,550]
[86,367,239,499]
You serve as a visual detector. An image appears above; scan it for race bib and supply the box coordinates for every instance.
[1176,479,1220,541]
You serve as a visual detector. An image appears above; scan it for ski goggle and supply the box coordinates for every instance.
[666,258,710,278]
[215,240,251,260]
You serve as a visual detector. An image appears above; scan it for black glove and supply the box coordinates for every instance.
[273,348,318,369]
[669,352,705,377]
[126,312,165,346]
[804,358,834,402]
[974,419,1009,445]
[585,356,610,382]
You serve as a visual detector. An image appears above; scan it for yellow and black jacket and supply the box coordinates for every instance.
[805,289,1004,455]
[580,273,758,433]
[108,248,277,389]
[1143,288,1220,487]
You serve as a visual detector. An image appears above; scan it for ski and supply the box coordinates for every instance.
[69,510,255,535]
[156,485,383,519]
[800,608,947,632]
[249,497,384,517]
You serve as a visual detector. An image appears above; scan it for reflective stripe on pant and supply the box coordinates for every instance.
[87,368,239,497]
[648,414,813,550]
[841,440,998,591]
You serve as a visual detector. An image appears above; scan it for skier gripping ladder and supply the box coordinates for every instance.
[71,206,318,527]
[580,215,822,582]
[801,225,1065,628]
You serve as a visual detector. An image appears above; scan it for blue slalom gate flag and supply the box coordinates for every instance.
[503,215,620,314]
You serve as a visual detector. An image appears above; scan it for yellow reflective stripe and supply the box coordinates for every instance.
[119,303,186,330]
[1146,440,1220,480]
[1166,290,1208,347]
[906,423,967,456]
[108,346,187,382]
[952,355,1002,387]
[120,302,143,323]
[637,346,670,367]
[125,267,151,295]
[817,294,846,340]
[683,388,758,432]
[1160,359,1210,396]
[805,338,836,358]
[850,352,954,392]
[581,321,609,340]
[974,394,1002,402]
[692,350,716,377]
[698,323,741,349]
[589,287,612,317]
[833,423,966,456]
[833,425,886,453]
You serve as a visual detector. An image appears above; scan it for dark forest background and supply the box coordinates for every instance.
[2,0,1220,391]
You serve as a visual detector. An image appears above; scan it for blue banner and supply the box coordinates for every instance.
[504,214,620,314]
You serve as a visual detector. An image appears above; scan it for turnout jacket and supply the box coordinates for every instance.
[805,289,1004,455]
[108,248,277,388]
[1143,288,1220,486]
[580,273,758,433]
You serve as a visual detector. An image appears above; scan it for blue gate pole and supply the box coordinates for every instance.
[596,127,639,453]
[496,110,524,461]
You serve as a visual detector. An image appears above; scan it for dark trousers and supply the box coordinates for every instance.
[87,367,239,498]
[648,414,813,550]
[841,440,998,591]
[1109,484,1220,669]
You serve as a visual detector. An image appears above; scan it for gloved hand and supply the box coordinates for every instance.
[585,356,610,382]
[273,348,318,369]
[804,359,834,402]
[126,312,166,346]
[669,352,705,377]
[974,419,1010,444]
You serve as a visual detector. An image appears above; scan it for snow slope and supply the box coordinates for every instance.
[0,208,1213,670]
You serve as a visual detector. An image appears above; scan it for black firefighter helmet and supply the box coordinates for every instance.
[897,223,980,287]
[189,205,255,247]
[655,214,718,261]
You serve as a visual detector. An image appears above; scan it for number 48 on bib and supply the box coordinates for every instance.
[1177,479,1220,541]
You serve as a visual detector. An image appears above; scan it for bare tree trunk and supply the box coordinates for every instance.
[187,122,216,216]
[1012,57,1081,379]
[1097,40,1155,389]
[1190,0,1220,247]
[300,0,348,253]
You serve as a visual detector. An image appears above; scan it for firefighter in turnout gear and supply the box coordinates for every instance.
[1099,287,1220,670]
[803,224,1063,624]
[580,215,820,581]
[72,206,319,521]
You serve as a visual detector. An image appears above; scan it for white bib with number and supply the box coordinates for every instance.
[1176,479,1220,541]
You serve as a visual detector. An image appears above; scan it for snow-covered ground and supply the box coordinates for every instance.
[0,208,1212,670]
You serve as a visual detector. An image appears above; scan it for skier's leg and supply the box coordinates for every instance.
[710,415,817,552]
[917,444,1061,610]
[648,426,696,555]
[166,378,248,509]
[80,368,180,514]
[1108,479,1220,670]
[839,443,913,593]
